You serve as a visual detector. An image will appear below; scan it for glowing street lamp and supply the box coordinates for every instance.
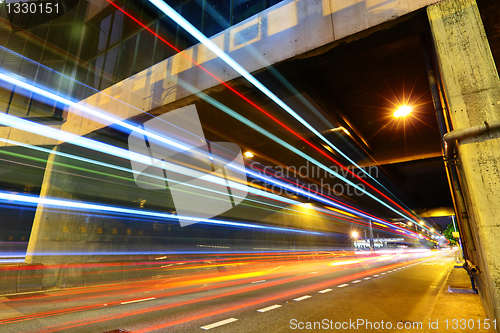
[351,231,359,250]
[244,151,254,158]
[394,105,412,118]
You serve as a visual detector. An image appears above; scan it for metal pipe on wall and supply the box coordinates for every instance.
[419,32,477,256]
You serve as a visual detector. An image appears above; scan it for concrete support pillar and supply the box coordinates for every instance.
[25,146,61,264]
[428,0,500,322]
[24,145,162,265]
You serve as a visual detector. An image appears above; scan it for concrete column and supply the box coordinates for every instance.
[24,145,163,265]
[428,0,500,323]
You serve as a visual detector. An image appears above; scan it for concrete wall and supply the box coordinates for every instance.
[428,0,500,325]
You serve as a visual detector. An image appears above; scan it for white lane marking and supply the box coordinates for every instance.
[310,272,318,274]
[121,297,155,305]
[364,277,371,280]
[257,304,282,312]
[202,318,238,330]
[373,275,380,277]
[252,280,266,284]
[294,295,311,301]
[337,284,349,288]
[381,273,386,275]
[318,288,333,293]
[387,271,393,273]
[268,266,282,271]
[352,280,361,284]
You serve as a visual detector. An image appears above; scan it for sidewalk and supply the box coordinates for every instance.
[424,262,493,332]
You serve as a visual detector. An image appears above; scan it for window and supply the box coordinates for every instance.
[100,46,119,90]
[109,10,124,48]
[232,0,264,24]
[135,27,156,73]
[116,35,137,81]
[203,0,231,37]
[154,16,178,64]
[97,14,112,54]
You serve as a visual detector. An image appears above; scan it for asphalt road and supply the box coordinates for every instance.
[0,250,460,332]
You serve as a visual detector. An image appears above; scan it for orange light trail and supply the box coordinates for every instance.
[33,254,437,332]
[0,252,440,331]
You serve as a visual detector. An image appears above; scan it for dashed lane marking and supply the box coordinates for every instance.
[201,318,238,330]
[318,289,333,293]
[120,297,155,305]
[257,305,282,312]
[294,295,312,301]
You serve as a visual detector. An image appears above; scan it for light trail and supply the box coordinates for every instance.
[0,44,428,234]
[105,0,423,224]
[0,102,416,236]
[0,5,432,236]
[0,140,343,222]
[143,0,423,222]
[0,69,417,228]
[0,190,321,234]
[146,0,372,179]
[1,6,416,224]
[0,138,395,237]
[175,79,421,233]
[30,255,435,333]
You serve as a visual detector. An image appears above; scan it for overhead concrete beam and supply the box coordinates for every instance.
[414,207,455,217]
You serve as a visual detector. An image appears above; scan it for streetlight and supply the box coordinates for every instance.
[351,231,358,250]
[244,151,254,158]
[394,105,412,117]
